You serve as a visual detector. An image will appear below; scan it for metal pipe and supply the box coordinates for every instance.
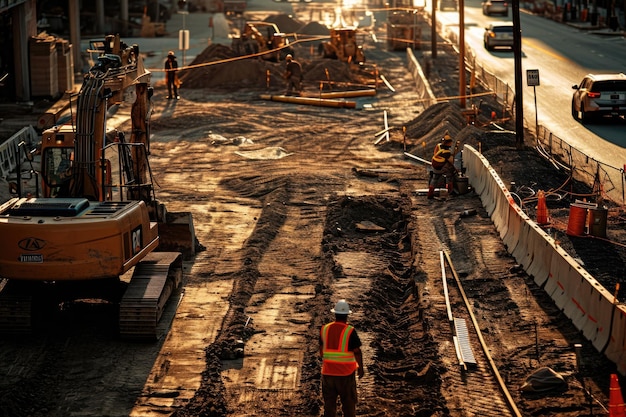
[300,89,376,99]
[260,94,356,108]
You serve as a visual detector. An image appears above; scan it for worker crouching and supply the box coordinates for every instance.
[428,136,457,199]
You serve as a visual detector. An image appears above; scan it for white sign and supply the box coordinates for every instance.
[179,30,190,51]
[527,69,540,86]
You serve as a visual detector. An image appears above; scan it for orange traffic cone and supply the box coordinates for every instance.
[610,374,626,417]
[536,190,549,224]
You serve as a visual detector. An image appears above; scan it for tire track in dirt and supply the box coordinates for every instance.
[411,193,522,416]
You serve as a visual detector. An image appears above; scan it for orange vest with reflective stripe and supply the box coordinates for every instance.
[431,148,452,169]
[321,321,358,376]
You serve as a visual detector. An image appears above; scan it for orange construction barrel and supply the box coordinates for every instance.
[566,203,588,236]
[588,207,608,238]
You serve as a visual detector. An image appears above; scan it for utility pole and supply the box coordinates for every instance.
[512,0,524,148]
[431,0,437,58]
[458,0,466,108]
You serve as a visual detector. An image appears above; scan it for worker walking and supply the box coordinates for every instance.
[165,51,180,99]
[428,135,457,199]
[283,54,302,96]
[320,299,365,417]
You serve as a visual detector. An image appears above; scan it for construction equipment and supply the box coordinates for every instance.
[0,35,196,339]
[320,28,366,64]
[231,21,292,61]
[207,0,247,15]
[387,10,421,51]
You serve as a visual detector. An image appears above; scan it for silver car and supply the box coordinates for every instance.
[440,0,458,10]
[483,23,514,50]
[482,0,509,16]
[571,73,626,122]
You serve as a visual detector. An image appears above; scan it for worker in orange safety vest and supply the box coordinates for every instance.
[433,131,452,155]
[428,135,457,199]
[320,299,365,417]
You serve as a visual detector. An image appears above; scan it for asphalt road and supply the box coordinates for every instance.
[435,1,626,171]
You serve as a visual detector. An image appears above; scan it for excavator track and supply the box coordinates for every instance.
[0,279,32,333]
[119,251,184,339]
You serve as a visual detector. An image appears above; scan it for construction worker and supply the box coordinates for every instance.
[164,51,180,99]
[433,131,452,155]
[283,54,302,96]
[320,299,364,417]
[428,136,457,199]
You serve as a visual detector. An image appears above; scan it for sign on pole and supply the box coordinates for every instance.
[526,69,540,137]
[526,69,540,86]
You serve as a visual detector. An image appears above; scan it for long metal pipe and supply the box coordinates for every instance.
[260,94,356,108]
[300,89,376,99]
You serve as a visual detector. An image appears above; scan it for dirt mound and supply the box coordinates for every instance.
[297,21,330,36]
[178,41,369,90]
[180,44,273,89]
[263,13,305,34]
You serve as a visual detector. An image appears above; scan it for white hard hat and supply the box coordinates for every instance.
[285,54,293,61]
[331,299,352,315]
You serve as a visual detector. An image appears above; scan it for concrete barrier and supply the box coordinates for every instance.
[406,48,437,108]
[605,304,626,375]
[574,276,614,352]
[525,227,555,286]
[463,144,624,375]
[545,246,581,310]
[562,269,587,325]
[502,203,523,254]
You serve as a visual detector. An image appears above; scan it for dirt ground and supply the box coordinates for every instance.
[1,10,625,417]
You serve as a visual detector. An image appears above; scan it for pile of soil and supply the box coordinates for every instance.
[180,43,374,90]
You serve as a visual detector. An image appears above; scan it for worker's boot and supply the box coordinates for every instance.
[427,185,435,199]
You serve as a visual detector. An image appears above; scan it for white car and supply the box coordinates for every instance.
[571,73,626,123]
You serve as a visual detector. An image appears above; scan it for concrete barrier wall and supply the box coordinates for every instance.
[464,145,625,375]
[0,126,38,178]
[606,305,626,375]
[406,48,437,108]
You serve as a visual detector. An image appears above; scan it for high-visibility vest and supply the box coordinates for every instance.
[321,321,358,376]
[432,148,452,169]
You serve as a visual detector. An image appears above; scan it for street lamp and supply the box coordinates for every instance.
[178,0,190,67]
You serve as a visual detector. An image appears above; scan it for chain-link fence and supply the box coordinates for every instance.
[468,50,625,205]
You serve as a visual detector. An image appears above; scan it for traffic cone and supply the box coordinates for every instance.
[536,190,549,225]
[609,374,626,417]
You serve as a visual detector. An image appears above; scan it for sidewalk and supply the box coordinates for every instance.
[565,20,626,36]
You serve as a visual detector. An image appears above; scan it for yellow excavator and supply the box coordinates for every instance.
[0,35,196,339]
[231,21,293,61]
[320,28,366,64]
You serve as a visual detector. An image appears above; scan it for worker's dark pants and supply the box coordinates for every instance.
[286,76,302,94]
[322,373,358,417]
[167,75,178,98]
[429,163,456,188]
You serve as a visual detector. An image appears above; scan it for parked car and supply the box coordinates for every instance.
[483,23,514,50]
[440,0,458,11]
[571,73,626,123]
[482,0,509,16]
